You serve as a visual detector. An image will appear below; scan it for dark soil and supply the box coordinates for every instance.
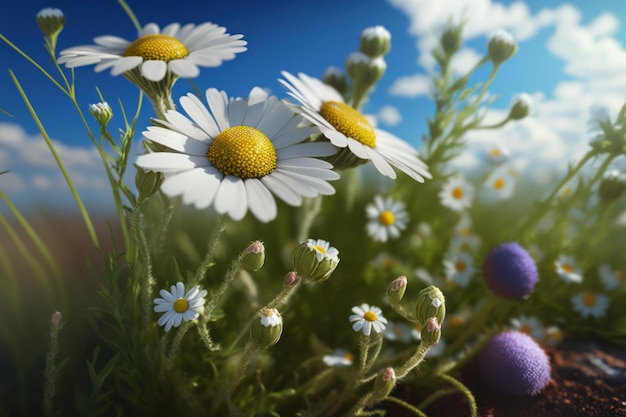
[387,338,626,417]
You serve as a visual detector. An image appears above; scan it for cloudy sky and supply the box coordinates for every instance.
[1,0,625,211]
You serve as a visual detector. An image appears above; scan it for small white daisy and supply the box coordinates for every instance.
[553,254,583,283]
[571,291,609,318]
[304,239,340,263]
[153,282,207,332]
[349,304,388,336]
[439,175,475,212]
[543,325,564,346]
[259,308,282,327]
[510,315,545,341]
[598,263,625,290]
[322,349,354,367]
[365,195,409,242]
[443,251,475,288]
[482,166,516,200]
[58,22,247,81]
[279,71,431,182]
[135,87,339,222]
[485,144,510,167]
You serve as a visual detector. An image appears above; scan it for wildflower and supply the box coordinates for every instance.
[598,263,625,290]
[372,367,396,398]
[365,195,408,242]
[153,282,207,332]
[440,24,463,55]
[293,239,340,282]
[483,167,516,201]
[359,25,391,58]
[346,52,387,87]
[553,255,583,283]
[58,22,246,82]
[89,102,113,127]
[487,30,517,64]
[373,252,397,270]
[322,66,348,96]
[598,169,626,203]
[251,308,283,348]
[510,315,545,341]
[443,251,475,287]
[322,349,354,367]
[439,175,474,212]
[448,232,481,254]
[135,87,339,222]
[479,331,551,396]
[349,304,388,336]
[485,144,510,167]
[279,71,431,181]
[557,179,577,198]
[543,326,563,346]
[386,276,407,305]
[483,242,538,299]
[571,292,609,318]
[508,93,533,120]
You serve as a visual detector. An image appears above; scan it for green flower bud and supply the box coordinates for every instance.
[598,169,626,203]
[359,26,391,58]
[441,24,463,56]
[135,168,163,202]
[346,52,386,88]
[292,239,340,283]
[387,276,407,305]
[36,8,65,44]
[508,94,532,120]
[415,285,446,326]
[250,308,283,348]
[283,271,300,287]
[323,66,349,97]
[420,317,441,347]
[89,102,113,128]
[372,367,396,399]
[242,241,265,271]
[487,30,517,64]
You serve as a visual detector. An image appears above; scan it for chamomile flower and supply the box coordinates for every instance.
[443,251,475,287]
[571,291,609,318]
[598,263,625,290]
[135,87,339,222]
[553,254,583,283]
[439,175,475,212]
[483,166,516,200]
[510,315,545,341]
[349,304,388,336]
[153,282,207,332]
[279,71,431,182]
[366,196,408,242]
[485,144,510,167]
[323,349,354,367]
[58,22,247,81]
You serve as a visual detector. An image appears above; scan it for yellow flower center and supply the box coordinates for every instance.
[616,270,625,281]
[342,352,354,361]
[378,211,395,226]
[582,292,596,307]
[124,34,189,61]
[452,187,464,199]
[561,186,572,197]
[493,178,505,190]
[363,311,378,322]
[313,245,327,254]
[455,260,466,272]
[208,126,277,178]
[562,263,573,274]
[448,315,464,328]
[173,298,189,313]
[459,227,471,237]
[320,101,376,148]
[490,148,501,157]
[520,324,533,335]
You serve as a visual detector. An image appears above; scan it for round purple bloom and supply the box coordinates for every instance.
[483,242,538,299]
[479,331,551,396]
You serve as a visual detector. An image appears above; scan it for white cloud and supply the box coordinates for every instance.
[388,73,431,98]
[377,105,402,126]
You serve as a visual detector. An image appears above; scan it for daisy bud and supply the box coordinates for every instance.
[323,66,349,97]
[387,276,407,305]
[36,8,65,43]
[135,169,163,202]
[359,25,391,58]
[372,367,396,398]
[292,239,340,283]
[50,311,62,327]
[414,285,446,326]
[242,241,265,271]
[283,271,300,287]
[345,52,386,88]
[598,169,626,203]
[89,102,113,128]
[420,317,441,347]
[508,94,532,120]
[487,30,517,65]
[250,308,283,348]
[440,24,463,56]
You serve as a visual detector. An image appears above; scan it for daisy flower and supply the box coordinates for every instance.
[58,22,247,82]
[322,349,354,367]
[482,166,516,200]
[443,251,475,287]
[135,87,339,222]
[598,263,625,290]
[365,195,409,242]
[571,291,609,318]
[553,254,583,283]
[439,175,475,212]
[279,71,431,182]
[349,304,388,336]
[510,315,545,341]
[153,282,207,332]
[485,144,510,167]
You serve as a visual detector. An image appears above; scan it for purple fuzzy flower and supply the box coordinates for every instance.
[479,331,551,396]
[483,242,538,299]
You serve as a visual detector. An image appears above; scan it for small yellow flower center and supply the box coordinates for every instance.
[363,311,378,322]
[320,101,376,148]
[343,352,354,361]
[382,258,394,269]
[493,178,506,190]
[562,263,573,274]
[378,211,395,226]
[455,260,466,272]
[520,324,533,335]
[490,148,501,157]
[313,245,327,254]
[208,126,277,178]
[459,227,471,237]
[561,186,572,196]
[582,292,596,307]
[448,316,464,328]
[452,187,464,199]
[616,270,625,281]
[123,34,189,61]
[173,298,189,313]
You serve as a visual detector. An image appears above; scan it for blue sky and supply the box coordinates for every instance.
[1,0,626,211]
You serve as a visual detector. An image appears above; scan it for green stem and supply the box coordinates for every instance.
[211,341,258,415]
[117,0,142,32]
[395,341,430,379]
[131,203,154,332]
[192,214,229,286]
[439,374,477,417]
[385,396,429,417]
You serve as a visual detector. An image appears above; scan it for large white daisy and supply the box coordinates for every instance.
[135,87,339,222]
[58,22,247,81]
[279,71,431,182]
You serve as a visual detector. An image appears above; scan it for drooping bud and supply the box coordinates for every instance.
[420,317,441,346]
[372,367,396,398]
[250,308,283,348]
[359,26,391,58]
[135,168,164,202]
[89,102,113,128]
[415,285,446,326]
[598,169,626,203]
[242,241,265,271]
[487,30,517,64]
[292,239,340,283]
[508,93,532,120]
[36,8,65,46]
[387,276,407,305]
